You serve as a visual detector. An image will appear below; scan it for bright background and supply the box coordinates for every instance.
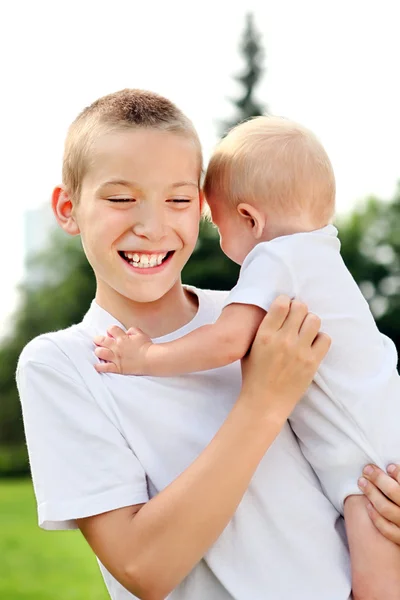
[1,2,399,597]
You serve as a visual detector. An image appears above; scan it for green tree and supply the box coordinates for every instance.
[184,12,267,288]
[337,185,400,354]
[222,12,267,134]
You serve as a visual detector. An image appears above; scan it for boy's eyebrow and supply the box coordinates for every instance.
[99,179,138,189]
[98,180,198,190]
[170,181,198,189]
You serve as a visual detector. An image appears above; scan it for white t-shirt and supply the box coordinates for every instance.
[18,287,356,600]
[227,225,400,512]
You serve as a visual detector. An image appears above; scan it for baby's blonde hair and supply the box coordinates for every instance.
[63,89,202,202]
[204,116,335,226]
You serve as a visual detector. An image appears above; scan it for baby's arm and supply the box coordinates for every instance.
[94,303,265,376]
[344,495,400,599]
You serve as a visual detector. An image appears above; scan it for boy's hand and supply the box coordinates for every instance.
[93,325,153,375]
[359,464,400,544]
[240,295,331,420]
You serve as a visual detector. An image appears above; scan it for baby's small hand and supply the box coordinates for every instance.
[93,325,153,375]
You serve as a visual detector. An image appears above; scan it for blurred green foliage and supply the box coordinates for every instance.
[0,232,96,475]
[337,186,400,352]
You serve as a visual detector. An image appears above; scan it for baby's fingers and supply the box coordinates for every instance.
[94,347,115,363]
[94,335,115,349]
[95,361,119,374]
[107,325,127,339]
[127,327,143,336]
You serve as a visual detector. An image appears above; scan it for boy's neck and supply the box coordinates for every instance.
[95,281,199,338]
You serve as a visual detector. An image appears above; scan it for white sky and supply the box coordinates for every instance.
[1,0,399,334]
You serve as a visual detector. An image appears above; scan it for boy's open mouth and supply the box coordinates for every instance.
[118,250,174,269]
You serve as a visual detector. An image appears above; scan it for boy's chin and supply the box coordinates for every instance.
[122,281,180,304]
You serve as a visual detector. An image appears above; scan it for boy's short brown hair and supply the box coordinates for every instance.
[63,89,202,201]
[204,116,336,226]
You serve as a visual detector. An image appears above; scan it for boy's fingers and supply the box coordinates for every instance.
[107,325,127,339]
[94,347,115,363]
[299,313,322,345]
[366,503,400,544]
[311,332,331,361]
[261,295,291,332]
[387,464,400,484]
[362,465,400,506]
[358,474,400,526]
[282,300,309,334]
[94,362,119,374]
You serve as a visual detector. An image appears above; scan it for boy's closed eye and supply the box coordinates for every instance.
[108,197,135,203]
[107,198,191,203]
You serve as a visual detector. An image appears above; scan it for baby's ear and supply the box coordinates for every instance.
[237,203,265,239]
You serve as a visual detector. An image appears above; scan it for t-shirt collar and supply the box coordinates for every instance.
[81,301,127,337]
[81,285,204,342]
[319,224,338,237]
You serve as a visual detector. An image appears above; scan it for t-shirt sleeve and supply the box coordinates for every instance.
[224,243,296,311]
[16,337,149,531]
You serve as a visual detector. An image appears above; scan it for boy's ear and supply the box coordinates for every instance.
[237,203,265,239]
[199,189,205,212]
[51,186,80,236]
[199,190,212,221]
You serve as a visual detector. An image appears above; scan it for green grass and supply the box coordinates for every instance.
[0,479,109,599]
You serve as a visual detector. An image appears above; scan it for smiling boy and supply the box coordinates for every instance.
[16,89,400,600]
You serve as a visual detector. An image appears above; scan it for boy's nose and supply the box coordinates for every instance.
[132,209,167,242]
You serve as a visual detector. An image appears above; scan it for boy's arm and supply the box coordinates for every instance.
[94,303,265,376]
[344,495,400,600]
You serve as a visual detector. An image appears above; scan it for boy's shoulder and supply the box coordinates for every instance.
[17,322,92,374]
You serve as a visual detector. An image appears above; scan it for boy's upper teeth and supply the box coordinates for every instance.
[123,251,168,266]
